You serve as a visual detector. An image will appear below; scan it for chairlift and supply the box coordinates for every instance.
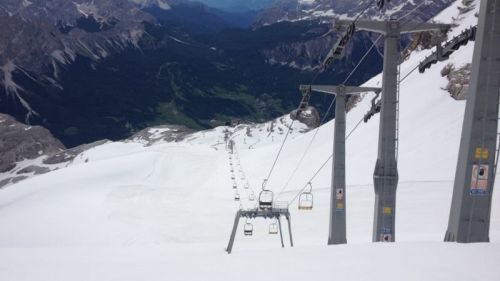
[233,183,237,189]
[243,220,253,236]
[231,175,235,180]
[258,179,273,209]
[298,182,314,211]
[234,192,240,201]
[269,220,279,235]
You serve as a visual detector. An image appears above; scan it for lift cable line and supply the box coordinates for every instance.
[226,0,382,254]
[277,1,432,202]
[275,1,387,201]
[285,0,447,206]
[261,0,377,191]
[288,115,366,206]
[288,1,451,242]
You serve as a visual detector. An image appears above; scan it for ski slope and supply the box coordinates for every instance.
[0,1,499,280]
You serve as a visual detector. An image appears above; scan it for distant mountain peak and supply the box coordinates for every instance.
[130,0,171,10]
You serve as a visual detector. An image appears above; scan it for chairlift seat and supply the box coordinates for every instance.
[244,223,253,236]
[269,223,278,235]
[258,190,274,209]
[298,192,314,211]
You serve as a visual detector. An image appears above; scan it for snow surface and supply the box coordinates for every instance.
[1,1,499,280]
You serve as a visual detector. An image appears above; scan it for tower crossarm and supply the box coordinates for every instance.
[335,19,451,35]
[300,84,381,96]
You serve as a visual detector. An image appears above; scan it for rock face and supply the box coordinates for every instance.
[290,106,321,129]
[0,0,456,149]
[254,0,455,28]
[128,125,195,146]
[0,113,111,188]
[441,63,471,101]
[0,113,65,173]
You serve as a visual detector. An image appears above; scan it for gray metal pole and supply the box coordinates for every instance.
[226,211,241,254]
[343,19,450,242]
[287,214,294,247]
[372,32,400,243]
[301,85,380,245]
[277,217,285,248]
[445,0,500,243]
[329,91,347,245]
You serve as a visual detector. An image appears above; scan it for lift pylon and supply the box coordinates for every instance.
[445,0,500,243]
[336,19,450,242]
[300,84,381,245]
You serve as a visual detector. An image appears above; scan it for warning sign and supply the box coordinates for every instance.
[383,207,392,215]
[336,188,344,200]
[470,164,489,195]
[474,148,489,160]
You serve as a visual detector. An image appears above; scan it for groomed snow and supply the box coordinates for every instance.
[0,1,499,280]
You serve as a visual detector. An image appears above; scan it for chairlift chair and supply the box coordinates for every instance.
[258,180,274,209]
[232,183,237,189]
[243,220,253,236]
[298,182,314,211]
[234,192,240,201]
[269,221,279,235]
[298,192,314,210]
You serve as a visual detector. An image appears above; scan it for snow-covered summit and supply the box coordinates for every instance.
[254,0,455,27]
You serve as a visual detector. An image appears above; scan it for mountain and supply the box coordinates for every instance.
[0,2,498,279]
[193,0,276,13]
[254,0,455,27]
[0,0,454,148]
[130,0,171,9]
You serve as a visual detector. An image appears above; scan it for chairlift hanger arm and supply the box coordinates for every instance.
[299,84,381,96]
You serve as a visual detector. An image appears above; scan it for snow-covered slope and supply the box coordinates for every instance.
[1,1,499,280]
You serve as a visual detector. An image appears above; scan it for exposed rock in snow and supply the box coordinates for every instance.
[441,63,471,100]
[128,125,195,146]
[290,106,321,128]
[0,113,65,183]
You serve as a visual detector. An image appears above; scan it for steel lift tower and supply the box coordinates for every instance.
[445,0,500,243]
[337,19,450,242]
[300,85,380,244]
